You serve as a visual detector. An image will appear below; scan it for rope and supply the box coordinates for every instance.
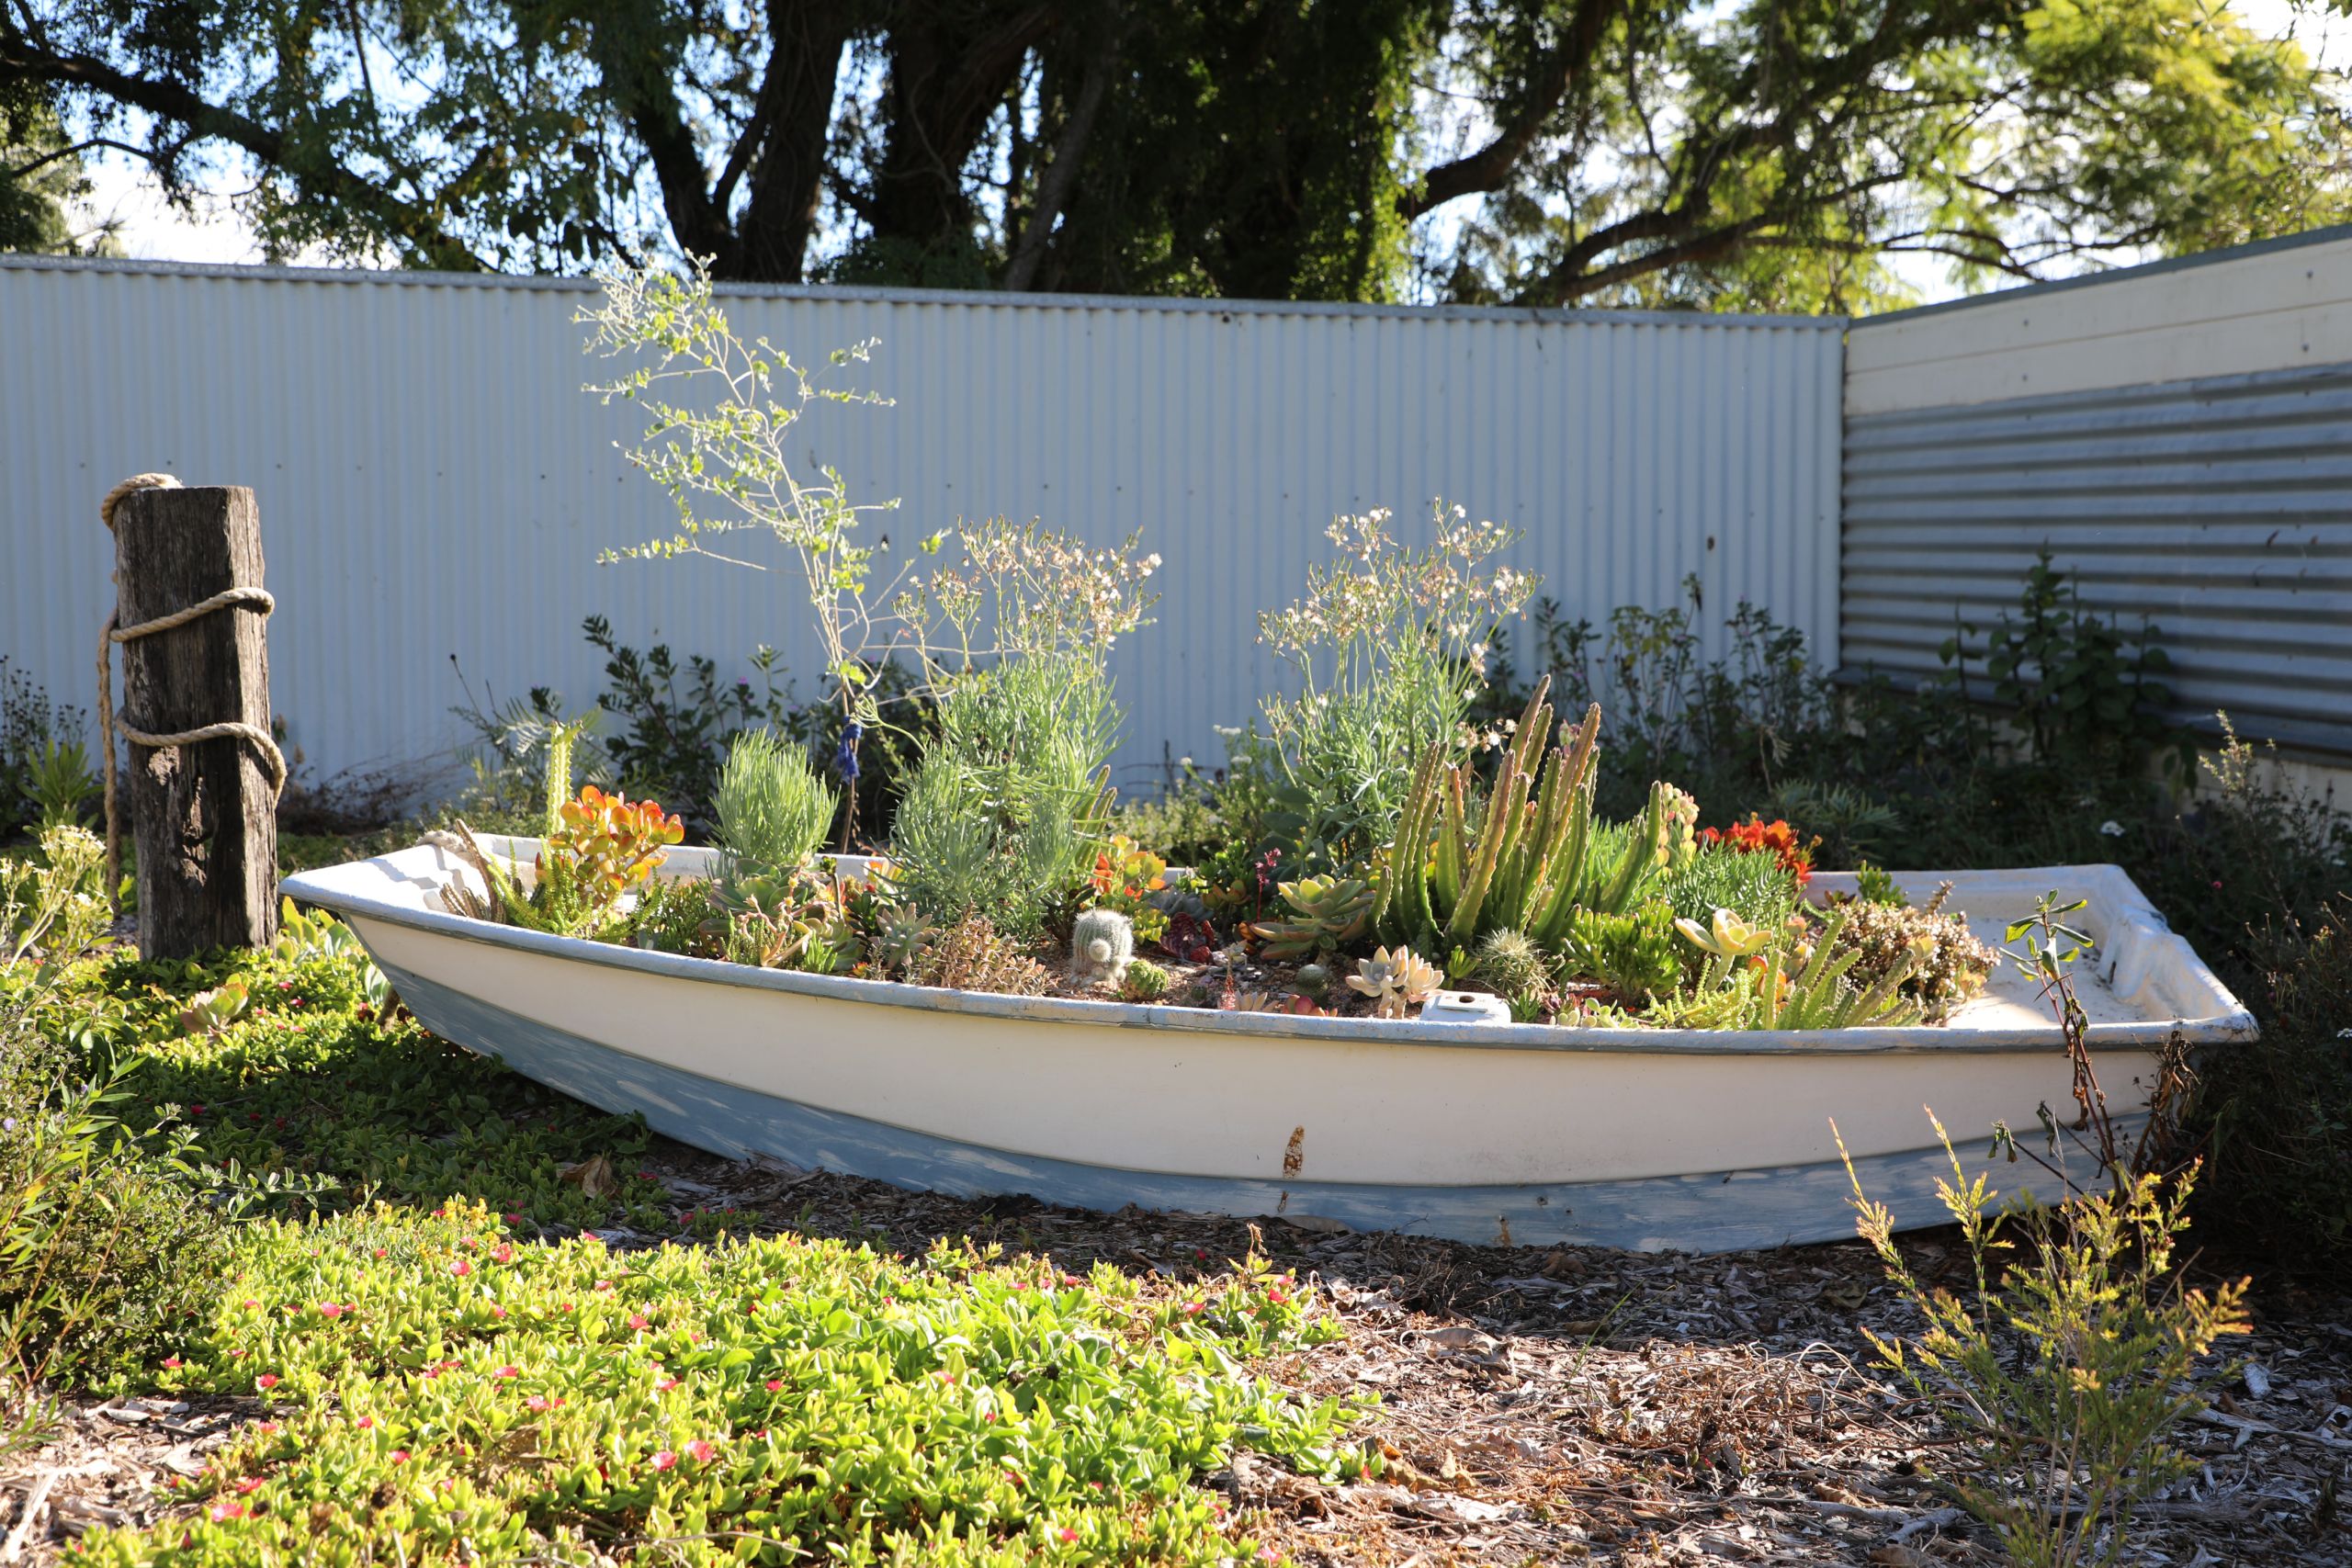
[97,474,288,911]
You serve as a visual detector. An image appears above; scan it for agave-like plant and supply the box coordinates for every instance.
[1374,678,1677,953]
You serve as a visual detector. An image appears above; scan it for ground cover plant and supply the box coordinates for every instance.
[0,838,1365,1563]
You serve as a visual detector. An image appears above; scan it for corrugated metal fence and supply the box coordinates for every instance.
[0,256,1845,794]
[1843,227,2352,758]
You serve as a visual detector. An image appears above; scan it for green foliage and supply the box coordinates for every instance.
[1846,1122,2250,1568]
[71,1200,1353,1567]
[2,825,108,975]
[0,658,87,843]
[0,85,102,255]
[1945,548,2181,774]
[893,657,1119,939]
[1672,904,1921,1032]
[20,2,2346,312]
[1826,882,1999,1023]
[713,728,837,875]
[1851,862,1905,908]
[1250,874,1374,961]
[2197,899,2352,1269]
[22,739,96,832]
[1560,902,1683,1003]
[1108,777,1227,869]
[1658,841,1802,933]
[621,877,725,960]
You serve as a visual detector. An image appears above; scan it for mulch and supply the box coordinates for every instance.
[6,1141,2346,1565]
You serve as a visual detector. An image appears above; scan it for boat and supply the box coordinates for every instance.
[282,840,2254,1254]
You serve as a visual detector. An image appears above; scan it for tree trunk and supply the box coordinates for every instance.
[112,484,277,956]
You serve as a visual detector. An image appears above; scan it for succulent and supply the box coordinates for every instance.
[1824,881,1997,1021]
[1346,944,1442,1020]
[1375,678,1673,953]
[1227,989,1285,1012]
[873,903,938,976]
[914,914,1056,997]
[1562,902,1683,1001]
[1673,906,1774,960]
[1120,958,1171,1003]
[1293,962,1331,998]
[1158,910,1220,964]
[1248,874,1374,960]
[1071,908,1136,985]
[1472,929,1552,1001]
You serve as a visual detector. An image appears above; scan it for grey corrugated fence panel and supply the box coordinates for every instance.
[1841,363,2352,756]
[0,255,1843,795]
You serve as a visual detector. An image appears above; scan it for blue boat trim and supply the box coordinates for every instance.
[285,852,2253,1057]
[378,959,2102,1255]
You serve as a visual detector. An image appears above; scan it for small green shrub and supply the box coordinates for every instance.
[1121,957,1171,1002]
[1847,1122,2249,1568]
[713,728,837,873]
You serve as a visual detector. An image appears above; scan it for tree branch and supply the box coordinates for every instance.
[1401,0,1623,220]
[1003,5,1122,290]
[0,28,485,268]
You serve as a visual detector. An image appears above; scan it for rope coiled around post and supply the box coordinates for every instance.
[97,474,288,911]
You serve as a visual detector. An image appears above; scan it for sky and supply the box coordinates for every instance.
[61,0,2352,306]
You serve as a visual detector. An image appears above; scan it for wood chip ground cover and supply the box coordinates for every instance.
[5,945,2346,1564]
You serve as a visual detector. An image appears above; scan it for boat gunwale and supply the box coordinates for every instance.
[282,850,2256,1058]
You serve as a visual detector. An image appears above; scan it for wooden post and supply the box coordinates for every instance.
[112,485,278,956]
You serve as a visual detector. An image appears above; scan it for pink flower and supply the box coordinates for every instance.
[685,1439,717,1463]
[257,1422,279,1435]
[525,1394,562,1412]
[234,1478,263,1496]
[653,1377,679,1392]
[450,1260,472,1277]
[1182,1302,1204,1315]
[1057,1529,1079,1543]
[254,1373,279,1390]
[161,1356,183,1370]
[356,1416,374,1429]
[763,1379,784,1393]
[628,1314,650,1330]
[241,1300,258,1311]
[491,1305,508,1320]
[372,1247,388,1259]
[389,1450,410,1465]
[493,1366,519,1381]
[492,1244,514,1265]
[318,1303,344,1318]
[650,1450,677,1472]
[207,1499,248,1523]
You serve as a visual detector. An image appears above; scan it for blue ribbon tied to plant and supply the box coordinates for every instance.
[833,720,863,783]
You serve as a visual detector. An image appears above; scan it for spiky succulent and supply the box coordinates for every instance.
[1072,908,1136,985]
[1472,928,1552,1002]
[1293,962,1331,999]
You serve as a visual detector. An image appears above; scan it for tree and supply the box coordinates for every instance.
[0,77,98,251]
[5,0,2346,310]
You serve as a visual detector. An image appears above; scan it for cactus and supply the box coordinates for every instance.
[1121,958,1171,1003]
[1248,874,1374,960]
[1071,908,1136,984]
[1374,680,1674,954]
[1293,962,1331,999]
[1473,928,1551,1001]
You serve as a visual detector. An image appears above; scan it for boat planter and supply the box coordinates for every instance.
[284,840,2254,1254]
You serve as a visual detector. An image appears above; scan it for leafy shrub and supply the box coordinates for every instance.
[1110,775,1227,868]
[713,728,836,873]
[582,613,796,832]
[1848,1125,2248,1568]
[0,660,89,845]
[2196,898,2352,1270]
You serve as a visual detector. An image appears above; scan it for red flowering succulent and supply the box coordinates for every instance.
[1700,815,1818,885]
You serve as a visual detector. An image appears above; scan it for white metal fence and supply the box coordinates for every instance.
[0,256,1845,794]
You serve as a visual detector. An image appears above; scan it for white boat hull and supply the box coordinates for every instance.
[285,844,2253,1253]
